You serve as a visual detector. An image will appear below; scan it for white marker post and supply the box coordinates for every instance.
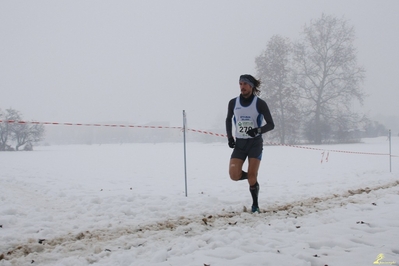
[183,110,188,197]
[389,129,392,172]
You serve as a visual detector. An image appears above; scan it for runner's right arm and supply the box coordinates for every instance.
[225,98,235,139]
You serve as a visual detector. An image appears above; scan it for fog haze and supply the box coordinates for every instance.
[1,0,398,131]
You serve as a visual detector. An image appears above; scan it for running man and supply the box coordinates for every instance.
[225,74,274,213]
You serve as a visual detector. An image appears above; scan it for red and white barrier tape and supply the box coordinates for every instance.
[187,128,227,137]
[264,141,395,156]
[183,128,394,156]
[0,120,183,130]
[1,120,397,157]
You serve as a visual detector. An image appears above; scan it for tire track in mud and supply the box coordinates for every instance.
[1,180,399,262]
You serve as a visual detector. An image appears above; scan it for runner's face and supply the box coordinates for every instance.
[240,82,253,98]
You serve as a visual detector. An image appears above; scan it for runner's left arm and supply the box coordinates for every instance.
[257,99,275,134]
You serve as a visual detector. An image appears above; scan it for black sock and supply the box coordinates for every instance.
[250,182,260,207]
[239,171,248,180]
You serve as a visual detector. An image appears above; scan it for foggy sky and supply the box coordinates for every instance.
[1,0,398,131]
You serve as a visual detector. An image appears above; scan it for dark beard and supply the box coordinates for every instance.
[241,91,252,98]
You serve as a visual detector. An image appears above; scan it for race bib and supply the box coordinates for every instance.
[237,120,254,137]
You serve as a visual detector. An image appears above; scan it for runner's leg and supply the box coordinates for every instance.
[229,158,245,181]
[247,158,260,186]
[247,158,261,211]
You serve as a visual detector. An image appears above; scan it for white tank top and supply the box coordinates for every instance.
[234,96,263,139]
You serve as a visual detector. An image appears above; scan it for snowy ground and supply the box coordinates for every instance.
[1,136,399,266]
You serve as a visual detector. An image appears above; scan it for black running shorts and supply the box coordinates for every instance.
[231,136,263,160]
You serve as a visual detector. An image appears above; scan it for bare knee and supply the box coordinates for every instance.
[247,174,258,186]
[229,163,241,181]
[229,171,241,181]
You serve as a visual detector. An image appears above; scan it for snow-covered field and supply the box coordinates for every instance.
[1,136,399,266]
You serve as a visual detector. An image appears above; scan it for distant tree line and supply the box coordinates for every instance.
[256,14,387,144]
[0,108,45,151]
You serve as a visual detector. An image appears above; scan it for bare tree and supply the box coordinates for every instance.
[11,123,45,151]
[0,108,45,151]
[0,108,21,151]
[256,35,301,144]
[293,14,365,144]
